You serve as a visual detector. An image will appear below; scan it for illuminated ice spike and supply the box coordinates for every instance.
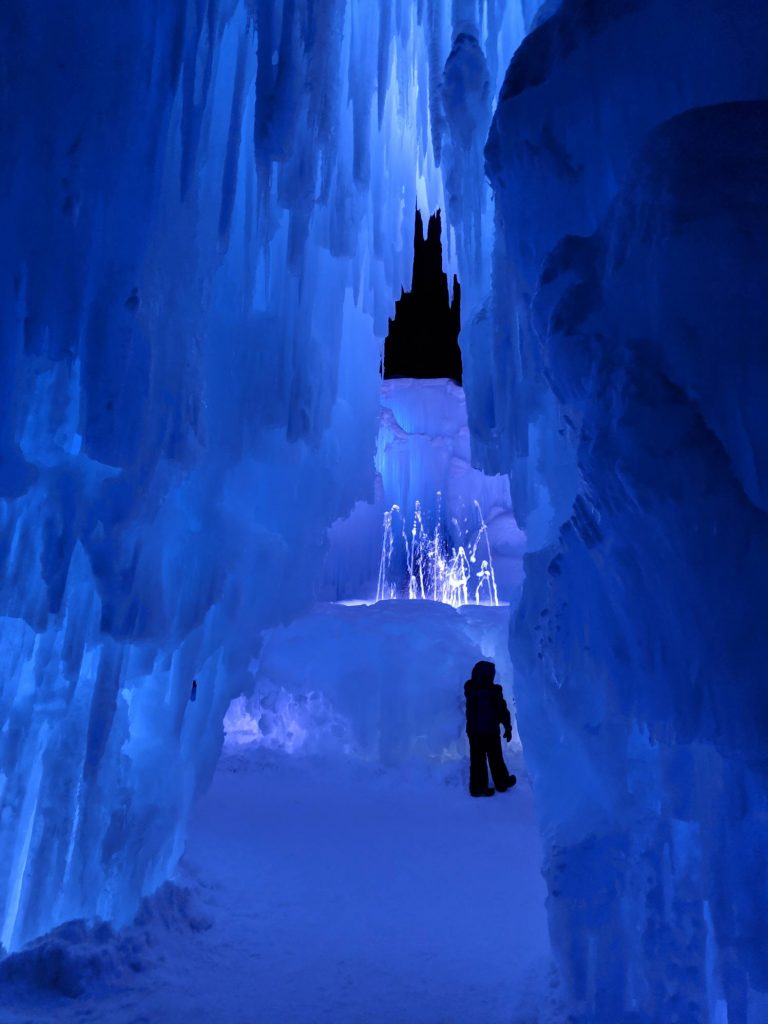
[470,500,499,606]
[374,494,499,607]
[375,505,399,603]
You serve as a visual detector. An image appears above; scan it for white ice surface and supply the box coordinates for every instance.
[224,600,523,761]
[1,748,557,1024]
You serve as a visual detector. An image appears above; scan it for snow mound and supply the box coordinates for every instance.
[0,883,210,1000]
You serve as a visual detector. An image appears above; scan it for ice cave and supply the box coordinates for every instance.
[1,1,767,1022]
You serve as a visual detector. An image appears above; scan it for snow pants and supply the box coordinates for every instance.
[468,731,512,794]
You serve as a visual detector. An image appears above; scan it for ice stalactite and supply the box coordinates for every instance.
[483,1,768,1020]
[0,0,539,950]
[374,496,500,608]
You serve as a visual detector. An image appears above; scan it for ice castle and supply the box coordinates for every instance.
[1,1,767,1021]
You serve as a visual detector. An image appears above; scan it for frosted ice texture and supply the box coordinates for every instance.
[484,0,768,537]
[320,378,525,602]
[223,600,520,763]
[484,1,768,1020]
[0,0,537,950]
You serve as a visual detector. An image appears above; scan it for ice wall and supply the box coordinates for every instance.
[484,1,768,1020]
[376,379,524,601]
[0,0,541,951]
[223,600,520,763]
[0,0,380,951]
[320,378,525,602]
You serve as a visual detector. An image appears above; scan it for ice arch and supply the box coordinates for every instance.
[0,0,541,951]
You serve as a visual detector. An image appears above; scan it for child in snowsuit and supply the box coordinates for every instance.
[464,660,517,797]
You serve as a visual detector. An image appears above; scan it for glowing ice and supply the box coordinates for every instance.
[0,0,535,951]
[375,494,500,608]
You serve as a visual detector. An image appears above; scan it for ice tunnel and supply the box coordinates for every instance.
[2,1,768,1022]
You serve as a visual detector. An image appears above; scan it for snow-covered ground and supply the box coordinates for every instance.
[1,747,557,1023]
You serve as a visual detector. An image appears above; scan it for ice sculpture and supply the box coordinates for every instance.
[0,0,538,950]
[481,1,768,1020]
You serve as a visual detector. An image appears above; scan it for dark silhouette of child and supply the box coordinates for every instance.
[464,660,517,797]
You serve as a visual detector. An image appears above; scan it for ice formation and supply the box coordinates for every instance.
[480,2,768,1021]
[0,0,534,952]
[3,1,766,1022]
[374,498,500,606]
[373,381,507,608]
[321,378,524,603]
[223,599,521,763]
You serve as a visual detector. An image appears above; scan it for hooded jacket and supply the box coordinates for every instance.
[464,660,512,736]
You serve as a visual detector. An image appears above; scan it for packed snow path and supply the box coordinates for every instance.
[4,750,555,1023]
[183,752,554,1024]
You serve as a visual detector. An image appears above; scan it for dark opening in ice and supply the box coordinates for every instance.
[383,210,462,384]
